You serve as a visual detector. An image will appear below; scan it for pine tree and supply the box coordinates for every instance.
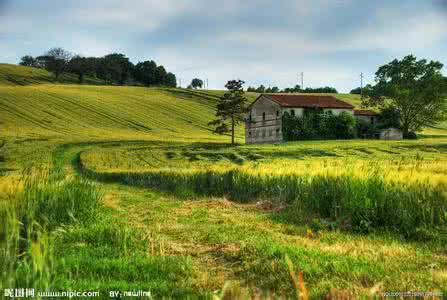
[209,80,249,145]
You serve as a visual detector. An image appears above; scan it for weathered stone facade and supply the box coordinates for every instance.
[245,96,283,144]
[245,94,356,144]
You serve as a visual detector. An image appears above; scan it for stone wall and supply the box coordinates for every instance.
[245,96,283,144]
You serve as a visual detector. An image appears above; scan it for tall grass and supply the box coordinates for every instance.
[0,165,100,287]
[1,165,199,297]
[79,155,447,237]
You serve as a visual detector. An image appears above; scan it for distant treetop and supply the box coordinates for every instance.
[19,48,177,87]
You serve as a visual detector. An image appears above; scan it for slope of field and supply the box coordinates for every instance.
[0,84,241,143]
[0,63,105,86]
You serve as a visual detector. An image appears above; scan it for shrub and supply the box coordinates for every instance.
[282,111,356,140]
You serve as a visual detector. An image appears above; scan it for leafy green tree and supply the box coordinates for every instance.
[350,84,372,95]
[154,66,167,85]
[282,84,301,93]
[165,72,177,87]
[208,80,249,145]
[191,78,203,89]
[303,86,338,93]
[98,53,133,85]
[364,55,447,136]
[67,56,96,83]
[255,85,265,93]
[333,112,356,139]
[39,48,72,80]
[133,60,157,86]
[19,56,37,67]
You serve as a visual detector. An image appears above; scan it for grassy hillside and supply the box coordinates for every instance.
[0,63,105,86]
[1,64,447,298]
[0,84,240,142]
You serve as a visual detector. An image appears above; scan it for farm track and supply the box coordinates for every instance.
[51,141,244,291]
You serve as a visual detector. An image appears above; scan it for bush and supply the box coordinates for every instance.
[403,131,417,139]
[356,119,380,138]
[282,111,356,141]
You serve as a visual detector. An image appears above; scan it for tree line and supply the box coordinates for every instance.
[19,47,177,87]
[246,84,338,93]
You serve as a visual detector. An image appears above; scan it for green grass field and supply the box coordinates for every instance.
[1,64,447,298]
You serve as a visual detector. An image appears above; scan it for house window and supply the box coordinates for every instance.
[249,114,252,121]
[370,117,374,125]
[262,112,266,121]
[291,109,295,116]
[276,128,280,135]
[248,131,251,136]
[276,110,280,117]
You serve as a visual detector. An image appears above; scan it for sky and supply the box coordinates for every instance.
[0,0,446,92]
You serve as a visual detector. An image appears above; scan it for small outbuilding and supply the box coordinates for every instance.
[380,128,403,140]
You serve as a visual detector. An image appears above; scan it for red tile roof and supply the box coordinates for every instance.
[262,94,354,109]
[353,109,378,116]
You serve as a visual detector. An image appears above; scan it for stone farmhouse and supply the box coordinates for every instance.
[245,94,379,144]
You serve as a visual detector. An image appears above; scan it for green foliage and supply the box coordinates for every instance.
[364,54,447,135]
[209,79,249,144]
[37,47,72,80]
[190,78,203,89]
[282,84,301,93]
[96,53,133,85]
[377,106,401,129]
[350,84,372,95]
[247,85,337,93]
[282,111,356,140]
[303,86,338,93]
[19,55,38,68]
[355,118,379,138]
[133,60,176,87]
[67,56,97,83]
[19,49,178,87]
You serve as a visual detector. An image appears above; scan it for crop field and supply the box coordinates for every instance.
[1,64,447,298]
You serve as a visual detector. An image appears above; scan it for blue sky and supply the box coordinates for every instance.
[1,0,446,92]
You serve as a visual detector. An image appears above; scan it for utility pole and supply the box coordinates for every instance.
[300,72,304,91]
[179,78,182,88]
[360,72,364,100]
[206,78,209,90]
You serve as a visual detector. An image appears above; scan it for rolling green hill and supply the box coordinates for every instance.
[0,63,105,86]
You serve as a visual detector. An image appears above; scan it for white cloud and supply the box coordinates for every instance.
[70,0,194,32]
[345,11,447,52]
